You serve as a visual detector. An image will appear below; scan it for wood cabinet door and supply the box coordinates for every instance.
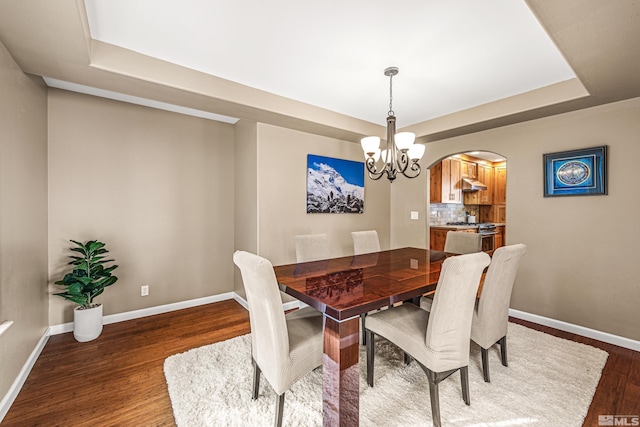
[461,160,477,179]
[463,191,479,205]
[495,226,505,248]
[430,158,462,204]
[494,165,507,204]
[429,163,443,203]
[448,158,462,203]
[429,229,448,251]
[479,164,494,205]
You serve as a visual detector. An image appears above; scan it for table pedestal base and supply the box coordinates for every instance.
[322,316,360,426]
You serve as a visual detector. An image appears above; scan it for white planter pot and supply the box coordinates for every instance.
[73,304,103,342]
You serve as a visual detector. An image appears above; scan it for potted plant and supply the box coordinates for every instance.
[54,239,118,342]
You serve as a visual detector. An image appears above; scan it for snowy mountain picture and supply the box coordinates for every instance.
[307,154,365,214]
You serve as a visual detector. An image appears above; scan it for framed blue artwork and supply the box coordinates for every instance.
[543,146,607,197]
[307,154,364,213]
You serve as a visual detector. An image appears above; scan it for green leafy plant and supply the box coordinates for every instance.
[54,240,119,309]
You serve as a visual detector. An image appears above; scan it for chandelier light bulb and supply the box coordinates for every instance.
[381,149,389,164]
[361,136,380,156]
[394,132,416,151]
[408,143,425,161]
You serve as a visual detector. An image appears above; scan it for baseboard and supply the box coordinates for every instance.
[232,293,249,310]
[0,329,49,423]
[509,308,640,352]
[48,292,236,335]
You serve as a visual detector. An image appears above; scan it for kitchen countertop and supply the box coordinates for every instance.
[430,224,478,230]
[429,223,506,229]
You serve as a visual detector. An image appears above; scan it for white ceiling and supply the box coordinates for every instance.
[83,0,576,128]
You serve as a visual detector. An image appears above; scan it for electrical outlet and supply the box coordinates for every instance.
[141,285,149,296]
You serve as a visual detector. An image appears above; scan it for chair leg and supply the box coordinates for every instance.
[366,330,375,387]
[426,371,441,427]
[403,352,412,365]
[361,313,367,345]
[418,365,458,426]
[460,366,470,405]
[252,360,261,399]
[481,347,490,383]
[499,336,508,367]
[274,393,285,427]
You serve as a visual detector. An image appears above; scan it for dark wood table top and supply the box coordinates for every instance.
[274,247,449,321]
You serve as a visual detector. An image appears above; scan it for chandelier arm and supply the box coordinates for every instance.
[395,151,410,174]
[401,160,422,179]
[364,158,385,180]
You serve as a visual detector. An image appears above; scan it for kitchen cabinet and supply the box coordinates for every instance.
[478,164,493,205]
[430,157,462,204]
[496,205,506,223]
[430,227,476,251]
[463,163,493,205]
[429,228,449,251]
[463,190,479,205]
[495,225,505,249]
[461,160,477,179]
[478,204,506,224]
[494,164,507,204]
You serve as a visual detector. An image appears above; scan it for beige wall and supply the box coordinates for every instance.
[0,42,49,402]
[390,167,428,250]
[254,124,391,266]
[233,120,258,299]
[407,97,640,341]
[47,90,235,324]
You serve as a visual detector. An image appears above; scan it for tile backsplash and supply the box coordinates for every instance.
[429,204,480,225]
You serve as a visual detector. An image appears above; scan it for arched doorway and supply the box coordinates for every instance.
[428,151,507,252]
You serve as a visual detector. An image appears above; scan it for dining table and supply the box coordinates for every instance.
[273,247,450,427]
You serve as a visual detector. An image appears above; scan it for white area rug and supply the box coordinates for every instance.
[164,323,607,426]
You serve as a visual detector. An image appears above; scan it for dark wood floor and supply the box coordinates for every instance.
[3,300,639,426]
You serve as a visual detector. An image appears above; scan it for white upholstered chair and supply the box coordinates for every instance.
[420,232,482,311]
[471,243,527,382]
[444,230,482,254]
[365,252,491,427]
[295,233,329,263]
[351,230,381,255]
[233,251,323,427]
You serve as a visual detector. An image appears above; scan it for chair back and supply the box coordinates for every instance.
[295,233,329,263]
[233,251,290,379]
[351,230,381,255]
[426,251,491,372]
[472,244,527,348]
[443,231,482,254]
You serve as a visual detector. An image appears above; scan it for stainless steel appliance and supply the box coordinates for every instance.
[477,223,496,252]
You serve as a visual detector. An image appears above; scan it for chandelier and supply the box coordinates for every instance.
[361,67,425,182]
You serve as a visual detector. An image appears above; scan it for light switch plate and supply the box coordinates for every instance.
[410,211,419,220]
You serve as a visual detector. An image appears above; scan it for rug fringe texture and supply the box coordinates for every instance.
[164,322,607,426]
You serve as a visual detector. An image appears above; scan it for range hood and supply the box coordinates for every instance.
[461,178,488,191]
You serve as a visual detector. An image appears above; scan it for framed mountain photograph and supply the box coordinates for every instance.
[306,154,364,213]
